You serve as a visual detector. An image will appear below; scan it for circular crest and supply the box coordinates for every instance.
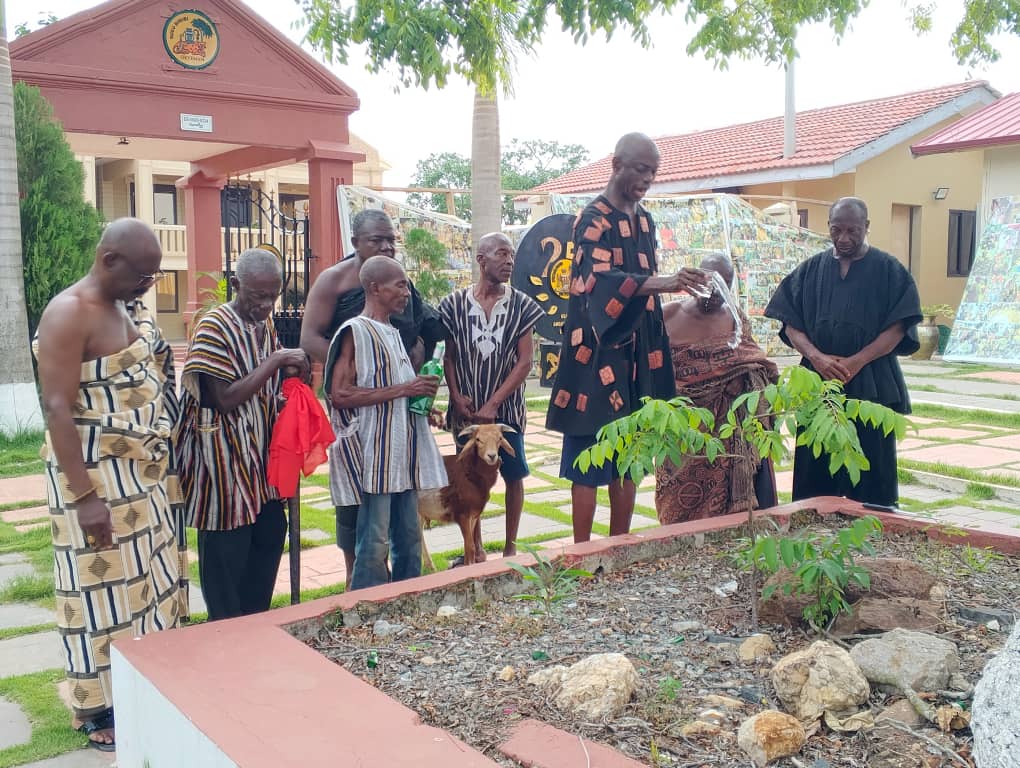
[510,214,576,341]
[163,10,220,70]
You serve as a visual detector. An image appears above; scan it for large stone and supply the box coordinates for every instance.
[758,557,936,625]
[849,629,960,692]
[771,641,870,721]
[972,622,1020,768]
[529,653,638,719]
[830,597,941,636]
[875,698,924,729]
[737,710,806,767]
[739,633,777,663]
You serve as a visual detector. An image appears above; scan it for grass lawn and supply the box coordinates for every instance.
[0,432,44,479]
[0,670,86,767]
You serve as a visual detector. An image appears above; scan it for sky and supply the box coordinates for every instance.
[8,0,1020,185]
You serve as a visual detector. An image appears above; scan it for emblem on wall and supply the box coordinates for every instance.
[163,10,220,70]
[511,213,576,341]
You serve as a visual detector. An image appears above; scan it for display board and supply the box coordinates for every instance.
[944,195,1020,366]
[549,193,829,354]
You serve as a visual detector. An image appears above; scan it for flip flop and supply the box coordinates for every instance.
[448,555,466,569]
[77,708,115,752]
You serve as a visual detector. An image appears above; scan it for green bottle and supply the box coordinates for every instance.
[408,341,445,416]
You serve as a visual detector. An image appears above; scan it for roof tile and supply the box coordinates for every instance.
[912,92,1020,154]
[536,82,987,193]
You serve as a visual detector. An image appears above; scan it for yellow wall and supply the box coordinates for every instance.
[856,121,984,308]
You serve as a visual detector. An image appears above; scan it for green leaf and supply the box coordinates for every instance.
[779,538,797,568]
[761,538,778,572]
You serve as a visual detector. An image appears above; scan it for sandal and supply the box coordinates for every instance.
[448,555,466,569]
[77,708,115,752]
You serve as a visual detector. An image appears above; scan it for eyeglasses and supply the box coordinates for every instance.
[133,269,166,287]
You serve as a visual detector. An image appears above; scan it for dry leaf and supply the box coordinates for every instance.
[934,704,970,732]
[824,708,875,732]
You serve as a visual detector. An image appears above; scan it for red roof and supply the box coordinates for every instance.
[536,81,992,194]
[911,92,1020,155]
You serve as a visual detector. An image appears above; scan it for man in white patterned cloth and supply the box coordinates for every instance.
[326,256,447,590]
[439,232,543,563]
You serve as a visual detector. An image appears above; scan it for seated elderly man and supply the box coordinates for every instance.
[656,254,779,524]
[326,256,447,590]
[176,248,308,621]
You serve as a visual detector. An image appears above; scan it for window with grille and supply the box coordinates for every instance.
[947,210,976,277]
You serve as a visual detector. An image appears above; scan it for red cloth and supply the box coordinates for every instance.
[268,378,334,498]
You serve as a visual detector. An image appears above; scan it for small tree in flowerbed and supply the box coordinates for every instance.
[577,365,908,630]
[402,228,452,305]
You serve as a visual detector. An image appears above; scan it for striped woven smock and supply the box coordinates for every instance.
[327,316,447,505]
[175,303,280,531]
[35,301,183,718]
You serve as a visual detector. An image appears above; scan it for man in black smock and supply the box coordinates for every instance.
[765,197,921,506]
[546,133,706,542]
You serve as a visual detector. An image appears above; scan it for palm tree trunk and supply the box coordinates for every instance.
[470,87,501,280]
[0,0,44,435]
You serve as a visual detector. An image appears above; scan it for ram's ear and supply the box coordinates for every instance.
[458,437,478,460]
[498,438,516,457]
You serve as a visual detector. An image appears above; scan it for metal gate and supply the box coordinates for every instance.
[221,180,313,348]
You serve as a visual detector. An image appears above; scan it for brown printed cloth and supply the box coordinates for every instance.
[546,195,675,436]
[35,302,183,718]
[655,315,779,525]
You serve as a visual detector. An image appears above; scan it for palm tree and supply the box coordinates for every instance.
[470,88,501,278]
[0,0,44,436]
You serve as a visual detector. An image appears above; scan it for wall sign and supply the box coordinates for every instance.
[180,113,213,132]
[163,10,220,70]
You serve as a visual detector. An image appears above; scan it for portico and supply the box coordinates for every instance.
[10,0,376,339]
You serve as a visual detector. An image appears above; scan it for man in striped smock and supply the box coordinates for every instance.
[438,232,543,562]
[176,249,308,620]
[327,256,447,590]
[35,219,185,751]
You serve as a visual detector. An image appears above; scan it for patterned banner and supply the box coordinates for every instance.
[551,193,829,354]
[944,196,1020,366]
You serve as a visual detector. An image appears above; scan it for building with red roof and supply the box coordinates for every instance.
[533,81,999,309]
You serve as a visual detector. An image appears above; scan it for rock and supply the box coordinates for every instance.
[698,709,727,725]
[497,665,516,682]
[737,710,806,766]
[372,619,400,637]
[875,698,924,729]
[739,634,777,663]
[681,720,721,738]
[830,597,941,635]
[849,629,960,692]
[673,620,706,634]
[436,605,459,618]
[758,557,936,624]
[713,579,738,597]
[600,627,612,637]
[527,666,568,688]
[420,655,439,666]
[972,622,1020,768]
[529,653,638,719]
[957,605,1016,630]
[703,694,746,711]
[987,619,1001,632]
[771,641,870,721]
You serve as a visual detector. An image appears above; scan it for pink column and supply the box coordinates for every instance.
[177,170,226,335]
[307,156,354,285]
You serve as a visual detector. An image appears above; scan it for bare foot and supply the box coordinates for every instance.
[474,551,488,564]
[503,543,517,557]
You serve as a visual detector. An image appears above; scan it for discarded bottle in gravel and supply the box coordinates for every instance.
[408,341,444,416]
[367,650,379,669]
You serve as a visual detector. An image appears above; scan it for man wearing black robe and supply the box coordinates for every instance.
[765,197,922,506]
[546,133,706,542]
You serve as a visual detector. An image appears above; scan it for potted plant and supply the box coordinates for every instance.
[913,303,955,360]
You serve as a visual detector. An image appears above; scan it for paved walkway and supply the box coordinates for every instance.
[0,360,1017,765]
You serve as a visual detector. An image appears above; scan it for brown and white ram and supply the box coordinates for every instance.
[417,423,515,570]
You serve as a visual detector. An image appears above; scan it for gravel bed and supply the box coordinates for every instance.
[307,515,1019,766]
